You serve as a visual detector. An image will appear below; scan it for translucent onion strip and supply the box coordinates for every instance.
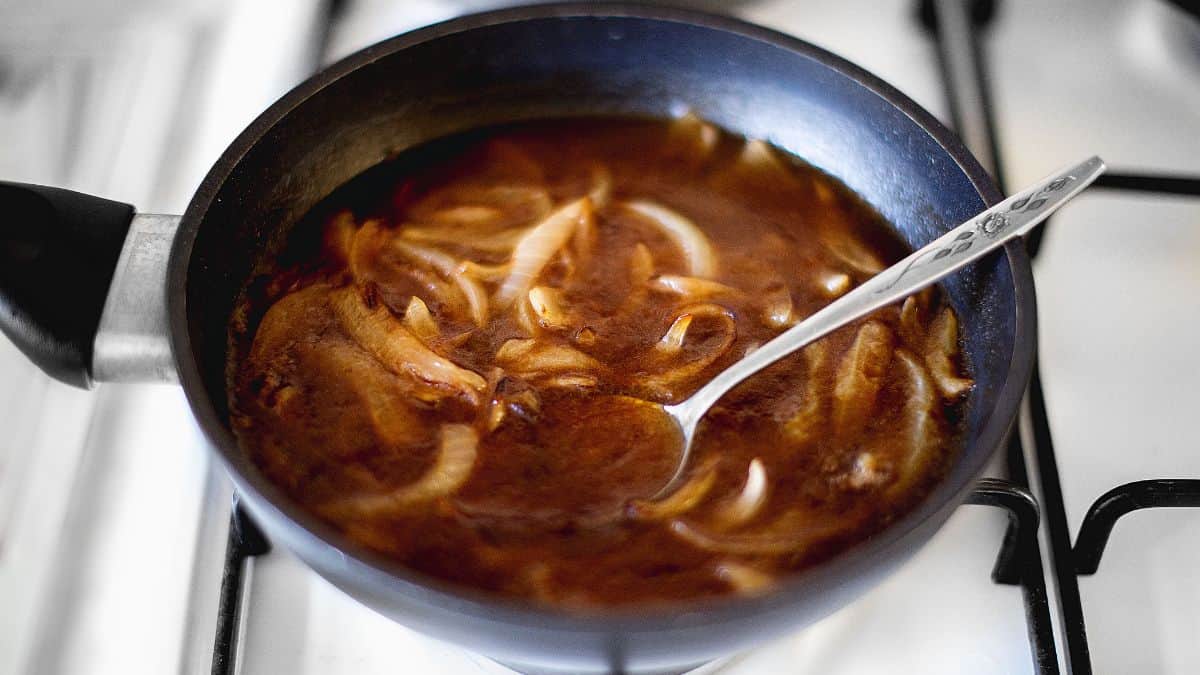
[401,224,529,254]
[846,451,889,489]
[402,296,439,346]
[783,341,830,445]
[649,275,738,299]
[715,561,775,595]
[762,286,794,328]
[891,350,940,497]
[642,303,736,396]
[736,139,786,174]
[624,201,717,278]
[832,321,893,443]
[627,457,719,520]
[925,307,974,398]
[819,272,852,298]
[325,211,357,264]
[330,287,487,404]
[324,424,478,517]
[528,286,571,330]
[495,198,592,309]
[822,230,884,275]
[713,458,768,529]
[428,205,503,227]
[670,509,842,555]
[495,338,601,376]
[392,240,489,327]
[588,163,612,208]
[668,112,719,164]
[458,259,512,282]
[620,243,655,313]
[320,344,425,448]
[898,296,922,348]
[655,313,694,355]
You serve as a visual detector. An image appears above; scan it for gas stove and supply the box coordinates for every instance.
[0,1,1197,673]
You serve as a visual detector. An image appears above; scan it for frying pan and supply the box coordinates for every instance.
[0,4,1034,673]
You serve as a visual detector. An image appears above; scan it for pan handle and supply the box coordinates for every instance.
[92,213,180,384]
[0,181,135,388]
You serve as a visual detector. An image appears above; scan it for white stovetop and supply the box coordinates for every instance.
[0,1,1196,674]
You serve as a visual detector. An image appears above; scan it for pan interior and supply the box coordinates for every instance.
[178,9,1018,632]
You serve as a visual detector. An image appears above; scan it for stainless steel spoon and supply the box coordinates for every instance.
[651,155,1106,498]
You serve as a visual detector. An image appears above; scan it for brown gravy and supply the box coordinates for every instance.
[229,116,973,607]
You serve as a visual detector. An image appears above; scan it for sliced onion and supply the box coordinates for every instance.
[325,424,479,516]
[813,180,835,206]
[627,456,719,520]
[655,313,694,355]
[428,205,504,227]
[458,277,490,327]
[713,458,768,529]
[540,374,599,389]
[457,259,511,282]
[624,201,717,278]
[649,274,738,299]
[736,138,786,174]
[891,350,940,496]
[832,321,893,443]
[401,224,530,254]
[782,341,830,445]
[671,509,841,555]
[668,112,719,164]
[822,230,884,275]
[588,163,612,208]
[528,286,571,330]
[319,343,425,447]
[762,286,794,328]
[619,243,655,313]
[574,327,597,347]
[846,452,889,489]
[249,284,330,364]
[630,242,654,282]
[482,367,507,433]
[641,303,736,397]
[819,272,852,298]
[899,296,922,348]
[513,294,538,336]
[495,338,601,375]
[346,218,385,284]
[715,561,775,595]
[495,337,535,361]
[392,240,490,327]
[495,198,592,309]
[402,296,439,346]
[325,211,358,264]
[925,307,974,398]
[331,286,487,404]
[410,184,553,226]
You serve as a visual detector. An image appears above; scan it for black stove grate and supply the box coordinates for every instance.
[209,2,1200,674]
[924,1,1200,673]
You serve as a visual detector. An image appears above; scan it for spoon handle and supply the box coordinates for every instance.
[671,156,1105,427]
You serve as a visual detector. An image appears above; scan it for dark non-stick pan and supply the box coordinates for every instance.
[0,4,1034,673]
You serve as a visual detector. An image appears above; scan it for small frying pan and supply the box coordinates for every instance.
[0,4,1033,673]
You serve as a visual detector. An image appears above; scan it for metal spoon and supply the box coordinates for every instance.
[650,155,1106,498]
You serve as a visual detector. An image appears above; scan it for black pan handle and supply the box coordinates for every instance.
[0,181,135,388]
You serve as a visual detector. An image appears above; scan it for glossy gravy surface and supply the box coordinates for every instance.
[229,117,973,607]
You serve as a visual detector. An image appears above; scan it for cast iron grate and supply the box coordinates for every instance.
[924,1,1200,674]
